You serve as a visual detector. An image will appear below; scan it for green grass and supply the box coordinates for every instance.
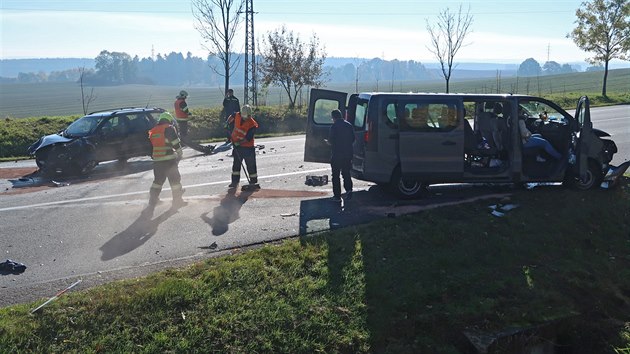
[1,177,629,353]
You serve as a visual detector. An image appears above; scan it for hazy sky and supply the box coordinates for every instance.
[1,0,623,65]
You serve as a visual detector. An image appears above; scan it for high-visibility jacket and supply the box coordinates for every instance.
[229,113,258,148]
[174,98,190,121]
[149,123,182,161]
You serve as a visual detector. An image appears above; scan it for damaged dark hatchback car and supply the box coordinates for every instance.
[27,107,165,176]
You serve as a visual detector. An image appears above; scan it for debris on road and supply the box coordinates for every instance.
[50,180,70,187]
[281,213,297,217]
[488,203,520,217]
[30,279,82,314]
[0,259,27,274]
[305,175,328,186]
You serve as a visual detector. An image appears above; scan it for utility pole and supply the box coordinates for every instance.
[244,0,257,106]
[547,43,550,62]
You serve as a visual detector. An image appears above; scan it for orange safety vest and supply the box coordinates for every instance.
[230,113,258,147]
[174,98,189,121]
[149,124,176,161]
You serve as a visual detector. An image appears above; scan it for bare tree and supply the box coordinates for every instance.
[426,5,474,93]
[192,0,245,95]
[569,0,630,97]
[259,25,327,108]
[78,67,97,115]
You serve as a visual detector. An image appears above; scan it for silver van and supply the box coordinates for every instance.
[304,89,628,198]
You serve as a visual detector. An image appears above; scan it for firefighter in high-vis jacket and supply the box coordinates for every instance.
[174,90,214,154]
[226,104,260,189]
[147,112,186,211]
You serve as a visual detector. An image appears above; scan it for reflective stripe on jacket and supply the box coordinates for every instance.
[149,124,179,161]
[229,113,258,147]
[174,98,189,121]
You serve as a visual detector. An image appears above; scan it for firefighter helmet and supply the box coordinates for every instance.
[177,90,188,98]
[159,112,174,123]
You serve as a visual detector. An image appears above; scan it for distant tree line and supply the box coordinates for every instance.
[517,58,588,77]
[0,53,606,86]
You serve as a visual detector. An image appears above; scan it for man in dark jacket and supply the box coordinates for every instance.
[222,89,241,121]
[327,109,355,201]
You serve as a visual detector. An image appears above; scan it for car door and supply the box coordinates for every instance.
[304,89,348,163]
[125,113,153,156]
[398,98,464,181]
[574,96,592,180]
[96,116,128,162]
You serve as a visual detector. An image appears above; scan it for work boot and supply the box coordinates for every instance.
[228,181,239,188]
[148,188,161,207]
[171,190,187,209]
[247,183,261,190]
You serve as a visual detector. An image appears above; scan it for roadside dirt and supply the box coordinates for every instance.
[0,167,38,179]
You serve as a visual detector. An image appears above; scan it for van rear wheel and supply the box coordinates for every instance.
[389,170,427,199]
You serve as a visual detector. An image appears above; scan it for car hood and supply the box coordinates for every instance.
[28,133,74,154]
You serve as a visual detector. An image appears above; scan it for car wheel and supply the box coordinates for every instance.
[34,147,51,169]
[77,159,97,175]
[389,169,427,199]
[569,160,604,190]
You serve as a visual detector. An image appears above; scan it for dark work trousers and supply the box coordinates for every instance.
[149,159,183,204]
[232,146,258,184]
[331,158,352,197]
[177,120,208,153]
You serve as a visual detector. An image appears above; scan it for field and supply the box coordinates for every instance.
[1,69,629,119]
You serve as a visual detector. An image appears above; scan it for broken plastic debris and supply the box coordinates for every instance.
[500,204,519,211]
[281,213,297,217]
[491,210,505,217]
[51,180,69,187]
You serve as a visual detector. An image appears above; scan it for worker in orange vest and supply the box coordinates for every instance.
[226,104,260,190]
[146,112,186,213]
[174,90,214,154]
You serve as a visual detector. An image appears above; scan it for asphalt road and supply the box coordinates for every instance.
[0,105,628,308]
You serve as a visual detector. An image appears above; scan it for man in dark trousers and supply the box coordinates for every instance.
[328,109,355,201]
[146,112,186,214]
[226,104,260,190]
[222,89,241,121]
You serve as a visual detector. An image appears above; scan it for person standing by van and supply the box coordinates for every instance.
[327,109,355,201]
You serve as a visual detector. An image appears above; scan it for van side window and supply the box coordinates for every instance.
[384,102,398,128]
[354,101,368,128]
[313,99,338,124]
[401,103,458,132]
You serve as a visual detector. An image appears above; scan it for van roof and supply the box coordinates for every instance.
[357,92,534,100]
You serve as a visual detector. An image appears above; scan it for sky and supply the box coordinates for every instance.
[1,0,627,66]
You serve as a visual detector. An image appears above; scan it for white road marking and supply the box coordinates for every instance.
[0,167,329,213]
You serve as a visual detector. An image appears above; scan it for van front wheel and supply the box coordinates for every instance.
[390,170,427,199]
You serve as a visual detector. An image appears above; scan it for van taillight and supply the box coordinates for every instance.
[364,122,372,143]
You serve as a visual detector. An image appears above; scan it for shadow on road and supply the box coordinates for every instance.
[201,188,254,236]
[99,205,181,261]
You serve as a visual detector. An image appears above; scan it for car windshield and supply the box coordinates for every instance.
[65,116,104,137]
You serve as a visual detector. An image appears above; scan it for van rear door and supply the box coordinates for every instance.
[304,89,348,163]
[399,99,464,181]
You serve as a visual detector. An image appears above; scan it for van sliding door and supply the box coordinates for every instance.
[398,99,464,181]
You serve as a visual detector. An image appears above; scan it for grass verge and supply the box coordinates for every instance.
[1,177,629,353]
